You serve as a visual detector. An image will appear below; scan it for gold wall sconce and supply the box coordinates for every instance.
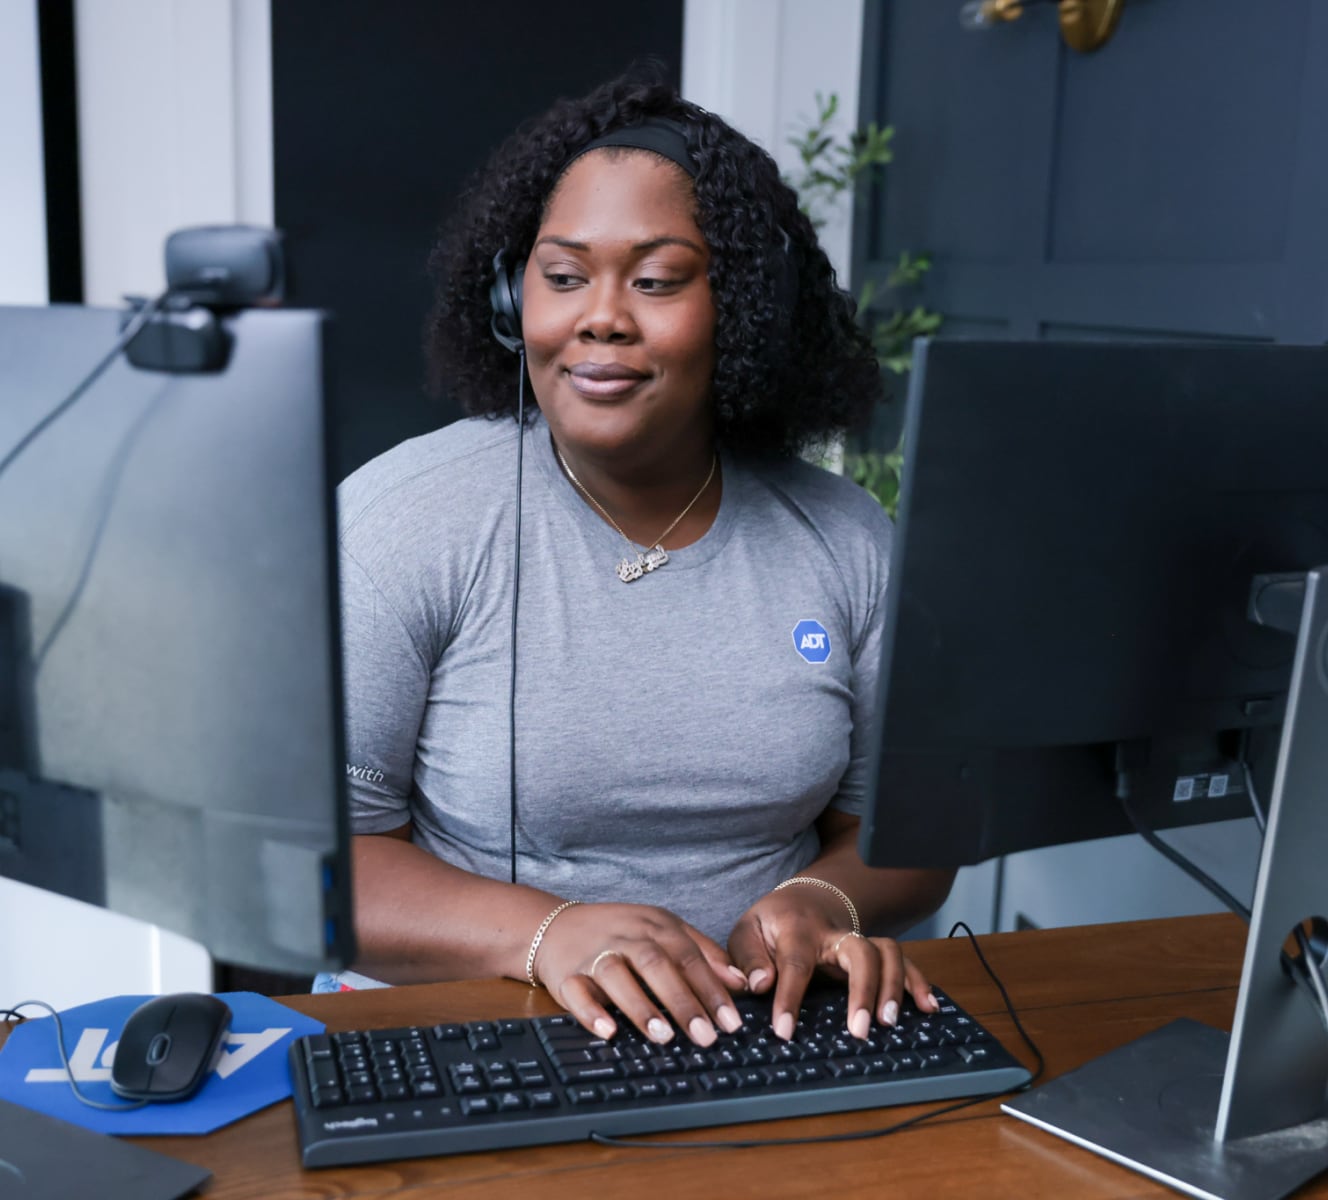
[959,0,1125,54]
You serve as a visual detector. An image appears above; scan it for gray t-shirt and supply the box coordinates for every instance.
[338,414,892,945]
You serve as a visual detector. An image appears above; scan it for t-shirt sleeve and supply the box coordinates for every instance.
[829,511,892,819]
[339,544,430,833]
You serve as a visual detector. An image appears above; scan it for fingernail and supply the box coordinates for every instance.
[727,965,749,987]
[647,1017,674,1044]
[849,1007,871,1040]
[928,992,940,1011]
[689,1016,717,1046]
[593,1016,616,1040]
[748,969,770,990]
[774,1012,795,1041]
[717,1004,742,1033]
[882,1000,899,1026]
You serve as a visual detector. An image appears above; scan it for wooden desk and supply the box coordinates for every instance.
[32,915,1328,1198]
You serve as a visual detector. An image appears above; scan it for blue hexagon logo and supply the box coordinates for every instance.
[792,619,832,663]
[0,991,324,1134]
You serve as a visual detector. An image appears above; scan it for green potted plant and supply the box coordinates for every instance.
[787,93,940,516]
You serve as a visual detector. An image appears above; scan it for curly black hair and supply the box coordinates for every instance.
[426,71,882,459]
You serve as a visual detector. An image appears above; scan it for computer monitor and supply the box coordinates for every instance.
[861,338,1328,1197]
[0,303,354,976]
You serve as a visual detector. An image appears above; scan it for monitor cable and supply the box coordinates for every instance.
[1239,738,1267,835]
[1239,759,1328,1036]
[1117,779,1252,922]
[590,921,1045,1151]
[0,290,170,488]
[31,387,170,675]
[1122,757,1328,1034]
[0,1000,147,1112]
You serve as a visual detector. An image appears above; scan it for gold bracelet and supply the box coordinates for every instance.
[525,900,582,987]
[772,876,861,935]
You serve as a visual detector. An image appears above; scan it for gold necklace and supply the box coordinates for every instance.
[555,446,718,583]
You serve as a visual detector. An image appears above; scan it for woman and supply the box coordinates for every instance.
[332,73,954,1050]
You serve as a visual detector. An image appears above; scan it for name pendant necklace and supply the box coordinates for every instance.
[555,447,717,583]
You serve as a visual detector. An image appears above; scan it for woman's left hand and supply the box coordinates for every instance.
[727,884,938,1041]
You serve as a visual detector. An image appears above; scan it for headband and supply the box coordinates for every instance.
[561,116,700,179]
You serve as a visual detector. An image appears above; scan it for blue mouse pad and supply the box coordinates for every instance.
[0,992,323,1135]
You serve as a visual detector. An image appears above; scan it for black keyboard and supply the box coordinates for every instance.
[289,986,1030,1167]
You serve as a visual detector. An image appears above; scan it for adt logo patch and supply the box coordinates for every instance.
[792,619,832,664]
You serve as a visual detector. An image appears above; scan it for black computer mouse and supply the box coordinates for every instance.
[110,992,232,1102]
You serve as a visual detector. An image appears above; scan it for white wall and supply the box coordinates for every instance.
[74,0,273,306]
[0,0,48,304]
[920,820,1261,940]
[682,0,865,283]
[1,0,273,1008]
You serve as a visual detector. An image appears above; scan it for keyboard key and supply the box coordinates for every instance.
[460,1096,496,1116]
[559,1063,623,1083]
[567,1085,605,1105]
[310,1085,345,1109]
[497,1020,525,1036]
[528,1090,559,1108]
[433,1024,465,1041]
[304,1035,334,1060]
[699,1071,738,1092]
[496,1091,528,1112]
[308,1058,339,1089]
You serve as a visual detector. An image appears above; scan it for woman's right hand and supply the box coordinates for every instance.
[533,902,749,1047]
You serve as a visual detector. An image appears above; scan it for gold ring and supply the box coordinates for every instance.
[588,949,622,976]
[830,931,865,957]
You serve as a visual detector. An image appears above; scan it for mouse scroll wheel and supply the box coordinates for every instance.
[147,1032,173,1065]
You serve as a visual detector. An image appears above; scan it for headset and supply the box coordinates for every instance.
[489,249,525,356]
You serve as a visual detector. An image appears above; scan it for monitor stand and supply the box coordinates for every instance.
[1003,565,1328,1200]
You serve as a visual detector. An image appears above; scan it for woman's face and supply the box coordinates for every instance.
[520,149,717,470]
